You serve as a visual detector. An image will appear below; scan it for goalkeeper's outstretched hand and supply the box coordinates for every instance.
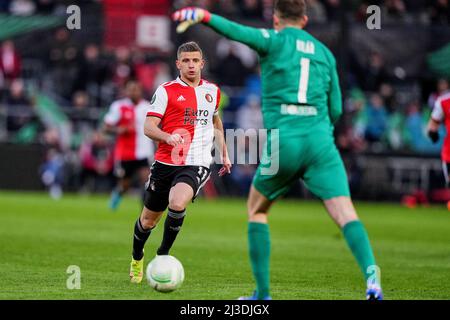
[172,7,211,33]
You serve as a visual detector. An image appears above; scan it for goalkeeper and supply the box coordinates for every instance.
[173,0,383,300]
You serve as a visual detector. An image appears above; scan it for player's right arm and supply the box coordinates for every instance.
[145,85,183,147]
[144,117,183,147]
[173,7,272,55]
[102,101,134,135]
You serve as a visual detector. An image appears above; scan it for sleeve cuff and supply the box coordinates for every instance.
[147,112,163,118]
[104,119,117,126]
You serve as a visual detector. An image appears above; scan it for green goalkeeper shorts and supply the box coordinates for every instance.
[252,130,350,201]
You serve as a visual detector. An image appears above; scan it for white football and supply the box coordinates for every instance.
[146,255,184,292]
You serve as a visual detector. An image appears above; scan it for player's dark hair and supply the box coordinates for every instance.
[274,0,306,21]
[177,41,203,59]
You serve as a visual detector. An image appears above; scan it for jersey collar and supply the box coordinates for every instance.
[281,27,307,36]
[176,76,203,87]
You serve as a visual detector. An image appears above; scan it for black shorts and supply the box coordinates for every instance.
[114,159,149,179]
[443,162,450,187]
[144,161,211,212]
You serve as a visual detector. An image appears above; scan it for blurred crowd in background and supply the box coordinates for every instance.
[0,0,449,197]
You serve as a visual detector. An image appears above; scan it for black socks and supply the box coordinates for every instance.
[132,218,152,260]
[157,208,186,255]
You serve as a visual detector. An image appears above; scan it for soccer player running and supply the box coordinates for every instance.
[103,81,155,211]
[427,89,450,202]
[129,42,232,283]
[173,0,383,300]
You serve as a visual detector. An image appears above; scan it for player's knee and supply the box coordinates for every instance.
[140,215,158,229]
[247,204,269,221]
[140,208,162,229]
[168,199,186,212]
[247,199,269,217]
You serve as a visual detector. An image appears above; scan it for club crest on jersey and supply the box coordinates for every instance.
[205,93,213,103]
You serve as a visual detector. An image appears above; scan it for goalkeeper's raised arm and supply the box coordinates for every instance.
[173,7,272,55]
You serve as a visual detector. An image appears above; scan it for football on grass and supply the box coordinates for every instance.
[146,255,185,292]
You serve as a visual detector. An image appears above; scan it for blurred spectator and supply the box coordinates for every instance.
[323,0,340,21]
[364,93,388,144]
[230,136,257,195]
[360,52,388,91]
[71,91,93,139]
[5,78,30,106]
[0,40,22,83]
[306,0,327,23]
[132,50,171,96]
[354,1,370,22]
[230,163,256,195]
[216,0,239,17]
[429,0,450,24]
[337,89,367,152]
[151,62,171,93]
[404,100,442,154]
[379,82,396,112]
[237,0,264,19]
[428,78,450,110]
[78,131,114,193]
[40,127,65,199]
[236,94,263,130]
[261,0,274,21]
[382,0,409,22]
[385,103,405,150]
[74,44,110,106]
[9,0,36,15]
[0,0,12,12]
[5,79,33,132]
[48,28,79,100]
[175,0,216,9]
[214,43,251,86]
[112,46,135,90]
[0,74,3,98]
[34,0,56,13]
[216,39,257,70]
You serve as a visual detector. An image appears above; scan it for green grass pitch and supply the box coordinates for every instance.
[0,191,449,300]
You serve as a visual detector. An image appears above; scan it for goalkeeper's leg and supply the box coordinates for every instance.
[324,196,383,300]
[304,141,383,300]
[238,186,273,300]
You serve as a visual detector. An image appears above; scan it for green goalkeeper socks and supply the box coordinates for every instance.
[342,220,380,287]
[248,222,271,299]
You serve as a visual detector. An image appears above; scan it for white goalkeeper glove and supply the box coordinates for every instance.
[172,7,211,33]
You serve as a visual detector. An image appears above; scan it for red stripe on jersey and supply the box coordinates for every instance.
[116,106,136,161]
[215,87,221,112]
[147,112,163,118]
[441,97,450,162]
[154,83,197,165]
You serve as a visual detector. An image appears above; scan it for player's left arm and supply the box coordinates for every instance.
[213,114,232,176]
[427,118,440,143]
[427,99,443,143]
[328,60,343,124]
